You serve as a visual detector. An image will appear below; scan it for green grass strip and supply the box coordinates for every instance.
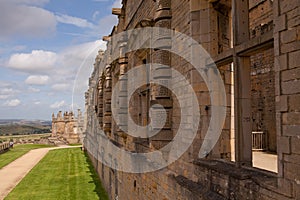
[0,144,53,169]
[68,143,83,146]
[5,148,109,200]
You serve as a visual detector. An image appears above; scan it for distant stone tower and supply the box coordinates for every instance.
[51,109,83,144]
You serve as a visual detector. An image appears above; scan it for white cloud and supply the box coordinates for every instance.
[0,87,18,99]
[55,40,105,78]
[0,1,56,40]
[6,39,105,80]
[112,0,122,8]
[50,100,66,109]
[0,95,10,100]
[8,50,57,72]
[28,87,41,93]
[92,0,122,7]
[92,11,100,21]
[51,83,71,91]
[0,81,12,87]
[34,101,41,105]
[4,99,21,107]
[25,75,50,85]
[0,45,26,55]
[74,2,120,39]
[60,40,105,62]
[3,40,104,116]
[89,15,118,37]
[0,88,14,95]
[56,14,95,28]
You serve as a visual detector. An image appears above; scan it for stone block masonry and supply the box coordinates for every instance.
[84,0,300,199]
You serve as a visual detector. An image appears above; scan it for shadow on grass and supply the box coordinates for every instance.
[84,151,109,200]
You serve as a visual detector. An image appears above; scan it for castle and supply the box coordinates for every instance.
[84,0,300,199]
[51,110,84,144]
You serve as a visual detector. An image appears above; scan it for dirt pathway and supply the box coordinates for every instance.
[0,145,81,200]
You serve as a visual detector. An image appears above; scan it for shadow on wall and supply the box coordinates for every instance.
[84,151,110,200]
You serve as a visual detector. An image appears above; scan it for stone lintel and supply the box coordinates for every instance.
[112,8,122,16]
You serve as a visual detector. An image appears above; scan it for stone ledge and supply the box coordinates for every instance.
[193,159,295,199]
[172,174,226,200]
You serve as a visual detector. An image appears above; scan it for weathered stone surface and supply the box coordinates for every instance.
[274,14,287,32]
[282,79,300,95]
[289,50,300,69]
[282,112,300,125]
[83,0,300,199]
[289,95,300,112]
[283,125,300,136]
[276,95,288,112]
[291,137,300,154]
[275,54,288,72]
[277,136,291,154]
[280,29,297,44]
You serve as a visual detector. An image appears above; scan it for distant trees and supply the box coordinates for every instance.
[0,124,51,136]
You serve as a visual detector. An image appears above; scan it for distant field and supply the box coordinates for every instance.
[0,144,53,169]
[0,124,51,136]
[5,148,109,200]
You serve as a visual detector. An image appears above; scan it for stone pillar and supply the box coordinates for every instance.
[83,92,89,134]
[57,111,62,120]
[273,0,300,197]
[150,0,173,149]
[98,75,104,128]
[118,41,128,133]
[103,65,112,133]
[232,0,252,167]
[51,113,56,137]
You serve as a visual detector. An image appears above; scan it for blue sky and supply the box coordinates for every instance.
[0,0,121,120]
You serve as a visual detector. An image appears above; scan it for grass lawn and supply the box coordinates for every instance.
[5,148,109,200]
[68,143,82,146]
[0,144,53,169]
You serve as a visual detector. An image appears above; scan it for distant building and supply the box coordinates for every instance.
[51,110,84,144]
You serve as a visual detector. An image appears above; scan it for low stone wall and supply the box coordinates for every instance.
[0,143,11,154]
[13,138,54,145]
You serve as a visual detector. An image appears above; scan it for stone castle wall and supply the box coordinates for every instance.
[84,0,300,199]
